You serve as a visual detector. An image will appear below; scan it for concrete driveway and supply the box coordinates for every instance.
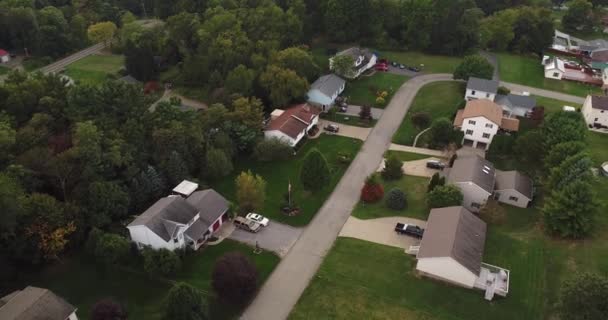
[378,157,445,178]
[387,65,419,77]
[228,221,303,258]
[339,216,427,250]
[338,105,384,119]
[319,119,371,141]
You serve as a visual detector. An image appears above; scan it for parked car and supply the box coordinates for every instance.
[339,105,347,112]
[324,124,340,133]
[408,66,420,72]
[246,213,269,227]
[234,216,262,233]
[399,64,406,69]
[426,160,445,170]
[391,61,399,67]
[375,63,388,72]
[395,223,424,239]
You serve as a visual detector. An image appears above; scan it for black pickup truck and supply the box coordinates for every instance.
[394,223,424,239]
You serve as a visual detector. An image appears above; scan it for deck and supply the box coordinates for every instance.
[474,262,510,301]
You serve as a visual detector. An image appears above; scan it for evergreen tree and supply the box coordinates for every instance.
[300,148,330,191]
[381,155,404,180]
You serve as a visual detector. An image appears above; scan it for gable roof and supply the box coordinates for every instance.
[0,49,8,56]
[495,94,536,110]
[495,170,534,199]
[0,286,76,320]
[417,206,487,275]
[266,104,321,139]
[466,77,499,94]
[186,189,229,229]
[454,100,520,131]
[447,156,496,194]
[127,196,198,241]
[545,57,565,73]
[591,95,608,110]
[309,74,345,97]
[335,47,374,60]
[591,48,608,62]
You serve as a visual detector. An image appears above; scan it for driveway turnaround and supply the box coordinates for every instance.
[318,119,371,141]
[339,216,427,250]
[229,222,303,258]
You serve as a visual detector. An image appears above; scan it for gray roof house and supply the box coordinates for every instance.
[494,170,534,208]
[127,184,230,251]
[307,74,346,111]
[415,206,510,300]
[494,94,536,117]
[465,77,499,101]
[0,286,78,320]
[329,47,377,79]
[443,156,496,212]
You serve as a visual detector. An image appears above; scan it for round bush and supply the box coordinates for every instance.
[212,252,258,305]
[386,188,407,210]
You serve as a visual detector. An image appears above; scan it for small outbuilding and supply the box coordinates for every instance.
[494,170,534,208]
[0,49,10,63]
[0,286,78,320]
[543,56,565,80]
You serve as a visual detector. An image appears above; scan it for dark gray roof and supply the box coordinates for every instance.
[466,77,499,94]
[447,156,496,194]
[0,286,76,320]
[495,170,533,199]
[310,74,345,97]
[128,196,199,241]
[417,206,487,275]
[186,189,229,229]
[495,94,536,110]
[591,95,608,110]
[184,219,206,241]
[336,47,374,60]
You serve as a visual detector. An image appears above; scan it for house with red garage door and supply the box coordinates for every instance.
[127,180,230,251]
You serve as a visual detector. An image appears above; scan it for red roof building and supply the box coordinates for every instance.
[264,103,321,146]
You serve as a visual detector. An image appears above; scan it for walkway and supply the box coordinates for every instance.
[480,51,499,81]
[412,127,431,147]
[339,216,427,250]
[241,73,453,320]
[388,143,447,157]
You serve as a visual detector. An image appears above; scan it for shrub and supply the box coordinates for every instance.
[359,105,372,120]
[427,185,463,208]
[254,138,293,161]
[411,112,431,129]
[143,248,182,276]
[300,148,330,192]
[375,96,385,106]
[91,298,127,320]
[164,282,209,320]
[381,155,403,180]
[497,86,511,95]
[452,54,494,80]
[94,233,131,265]
[212,252,258,305]
[386,188,407,210]
[427,173,445,193]
[557,272,608,320]
[361,173,384,203]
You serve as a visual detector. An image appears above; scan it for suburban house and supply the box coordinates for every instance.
[264,103,321,147]
[453,99,520,150]
[494,170,534,208]
[443,156,496,212]
[494,93,536,117]
[0,49,9,63]
[127,181,230,251]
[0,286,78,320]
[329,47,377,79]
[464,77,498,101]
[414,206,510,301]
[543,56,565,80]
[307,74,346,111]
[582,95,608,128]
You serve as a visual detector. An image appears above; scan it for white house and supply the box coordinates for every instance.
[307,74,346,111]
[329,47,377,79]
[582,95,608,128]
[443,156,496,212]
[0,49,9,63]
[453,99,520,150]
[494,93,537,118]
[543,56,565,80]
[465,77,498,101]
[127,181,230,251]
[494,170,534,208]
[264,103,321,147]
[415,206,509,301]
[0,286,78,320]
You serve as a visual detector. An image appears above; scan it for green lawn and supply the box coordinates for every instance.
[588,131,608,166]
[352,175,430,220]
[380,51,464,74]
[497,52,601,97]
[212,135,363,226]
[342,72,409,107]
[320,113,377,128]
[533,95,582,113]
[11,240,279,320]
[64,54,124,85]
[392,81,464,146]
[0,66,9,75]
[22,56,52,71]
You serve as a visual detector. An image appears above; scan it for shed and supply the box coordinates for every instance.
[0,49,10,63]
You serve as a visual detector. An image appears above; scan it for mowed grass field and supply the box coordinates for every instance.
[64,54,124,85]
[392,81,464,146]
[342,72,409,107]
[212,135,362,226]
[15,240,279,320]
[497,53,601,97]
[380,51,464,74]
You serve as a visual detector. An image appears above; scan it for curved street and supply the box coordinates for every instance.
[241,74,584,320]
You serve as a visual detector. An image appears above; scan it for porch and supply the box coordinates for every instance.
[473,262,510,301]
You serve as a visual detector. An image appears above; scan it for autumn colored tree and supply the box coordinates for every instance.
[87,21,118,46]
[361,173,384,203]
[235,171,266,213]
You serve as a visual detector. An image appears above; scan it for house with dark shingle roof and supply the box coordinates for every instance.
[0,286,78,320]
[127,181,230,251]
[494,170,534,208]
[306,74,345,111]
[415,206,510,301]
[465,77,499,101]
[264,103,321,147]
[582,95,608,128]
[494,94,536,117]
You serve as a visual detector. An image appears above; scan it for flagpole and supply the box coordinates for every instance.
[288,180,291,207]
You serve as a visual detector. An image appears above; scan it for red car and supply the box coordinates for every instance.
[375,63,388,71]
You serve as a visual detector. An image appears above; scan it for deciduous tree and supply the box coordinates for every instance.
[543,180,597,238]
[235,171,266,213]
[163,283,209,320]
[91,298,127,320]
[558,272,608,320]
[212,252,258,305]
[300,148,330,191]
[87,21,117,46]
[427,185,463,208]
[260,65,309,107]
[453,55,494,80]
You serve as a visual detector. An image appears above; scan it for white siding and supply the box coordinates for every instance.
[453,182,491,213]
[0,55,8,63]
[545,68,563,80]
[127,225,184,251]
[494,189,530,208]
[465,89,495,101]
[67,311,79,320]
[416,257,478,288]
[264,130,298,147]
[460,116,500,150]
[582,96,608,127]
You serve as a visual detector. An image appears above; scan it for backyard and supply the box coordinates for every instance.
[342,72,408,107]
[64,54,124,85]
[392,81,464,146]
[212,135,363,226]
[497,53,601,97]
[380,51,464,74]
[9,240,279,320]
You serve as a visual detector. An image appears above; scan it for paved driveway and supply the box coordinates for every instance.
[339,105,384,119]
[319,119,371,141]
[339,216,427,250]
[229,222,303,258]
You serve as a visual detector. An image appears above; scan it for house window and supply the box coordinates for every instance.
[465,129,474,135]
[485,123,493,128]
[468,120,476,125]
[471,90,476,95]
[486,93,490,98]
[553,72,559,77]
[482,133,491,138]
[595,118,599,121]
[509,196,519,201]
[471,202,481,209]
